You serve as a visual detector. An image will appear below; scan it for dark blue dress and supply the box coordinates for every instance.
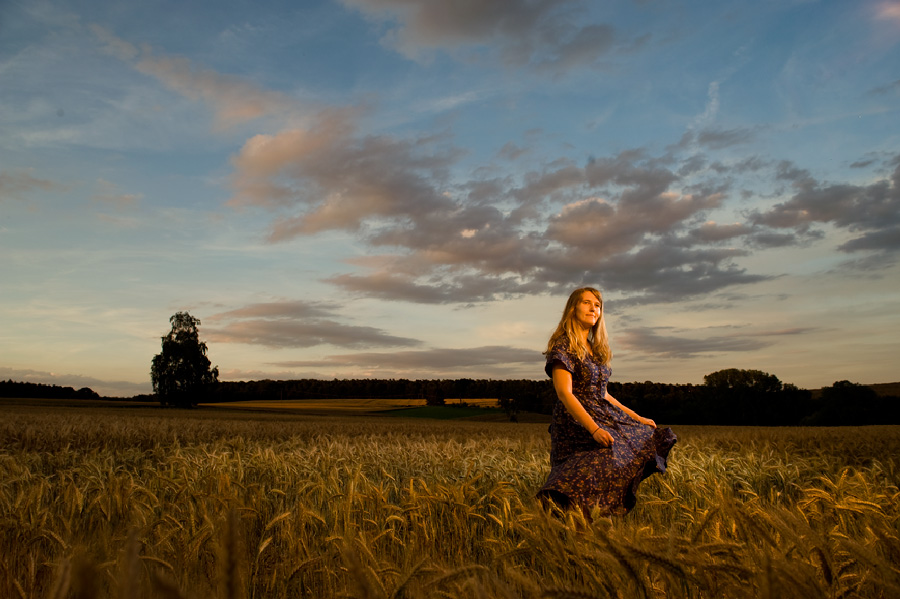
[537,338,677,515]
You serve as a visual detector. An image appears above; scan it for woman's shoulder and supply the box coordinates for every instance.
[545,337,576,378]
[545,335,579,371]
[546,335,573,357]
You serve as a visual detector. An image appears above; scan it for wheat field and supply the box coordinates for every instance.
[1,401,898,598]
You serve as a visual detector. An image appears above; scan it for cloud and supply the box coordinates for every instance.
[228,115,461,236]
[0,367,150,398]
[217,368,328,382]
[838,228,900,252]
[745,230,806,249]
[497,141,529,161]
[206,320,419,349]
[325,273,474,304]
[93,27,898,306]
[677,127,759,152]
[91,25,306,131]
[505,163,585,222]
[750,156,900,252]
[207,300,334,321]
[583,244,769,304]
[90,23,139,61]
[546,187,721,255]
[135,52,300,131]
[204,300,421,348]
[694,81,721,129]
[695,127,756,149]
[339,0,625,73]
[326,269,551,304]
[743,327,819,337]
[687,221,752,243]
[618,327,770,359]
[867,79,900,96]
[875,2,900,26]
[96,213,140,228]
[0,169,65,201]
[240,134,773,304]
[272,345,539,370]
[851,158,878,168]
[228,108,897,305]
[92,178,141,207]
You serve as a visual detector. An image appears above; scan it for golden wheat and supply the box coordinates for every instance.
[0,403,898,598]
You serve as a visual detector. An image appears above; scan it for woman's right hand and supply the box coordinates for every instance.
[591,427,614,447]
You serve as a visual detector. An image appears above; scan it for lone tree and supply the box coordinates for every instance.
[151,312,219,407]
[704,368,785,425]
[704,368,782,393]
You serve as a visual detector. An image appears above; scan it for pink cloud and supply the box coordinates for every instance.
[135,53,299,131]
[0,169,66,201]
[92,179,141,207]
[339,0,621,73]
[229,118,459,238]
[876,2,900,24]
[91,25,306,131]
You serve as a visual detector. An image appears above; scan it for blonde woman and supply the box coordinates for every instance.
[537,287,676,518]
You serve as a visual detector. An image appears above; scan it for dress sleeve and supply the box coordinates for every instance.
[545,342,575,378]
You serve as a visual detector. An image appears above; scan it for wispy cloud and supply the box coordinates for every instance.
[339,0,628,73]
[273,345,539,370]
[0,169,66,201]
[618,327,770,359]
[875,2,900,26]
[92,178,141,207]
[91,25,308,131]
[867,78,900,96]
[205,300,421,349]
[694,127,757,150]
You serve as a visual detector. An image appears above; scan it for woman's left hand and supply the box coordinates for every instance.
[637,416,656,428]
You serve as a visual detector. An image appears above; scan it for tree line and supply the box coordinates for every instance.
[0,380,100,400]
[179,373,896,426]
[6,372,897,426]
[609,374,900,426]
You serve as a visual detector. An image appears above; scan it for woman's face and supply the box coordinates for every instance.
[573,291,602,330]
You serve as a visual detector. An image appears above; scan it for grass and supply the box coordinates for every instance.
[1,399,899,598]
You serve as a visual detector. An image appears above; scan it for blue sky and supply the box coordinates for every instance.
[2,0,899,397]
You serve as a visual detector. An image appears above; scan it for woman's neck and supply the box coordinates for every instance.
[576,327,591,353]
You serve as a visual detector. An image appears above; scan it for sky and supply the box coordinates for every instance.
[2,0,899,398]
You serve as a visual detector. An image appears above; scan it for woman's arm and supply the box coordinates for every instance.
[552,366,615,446]
[604,391,656,428]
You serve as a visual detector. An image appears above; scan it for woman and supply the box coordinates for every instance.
[537,287,676,518]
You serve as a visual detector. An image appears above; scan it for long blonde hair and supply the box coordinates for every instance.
[545,287,612,365]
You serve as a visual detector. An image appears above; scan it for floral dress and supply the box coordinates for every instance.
[537,338,677,516]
